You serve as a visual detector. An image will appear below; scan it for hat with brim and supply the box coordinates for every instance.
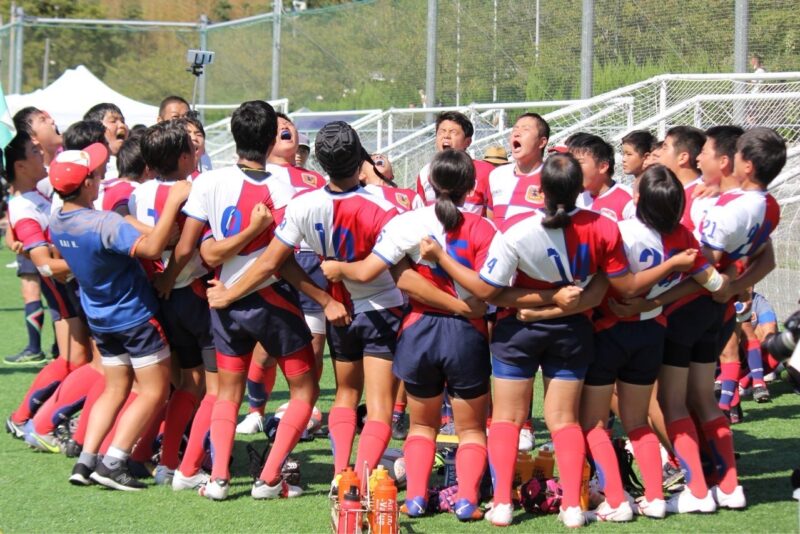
[49,143,108,195]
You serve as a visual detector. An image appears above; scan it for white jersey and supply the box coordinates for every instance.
[682,178,718,240]
[182,164,296,294]
[416,159,493,216]
[486,163,544,226]
[276,185,403,314]
[9,188,52,253]
[128,179,208,289]
[576,182,634,222]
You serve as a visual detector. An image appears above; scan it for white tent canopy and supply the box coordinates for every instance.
[6,65,159,130]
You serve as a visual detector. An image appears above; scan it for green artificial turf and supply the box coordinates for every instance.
[1,246,799,533]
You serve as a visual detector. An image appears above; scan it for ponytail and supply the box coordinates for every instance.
[540,153,583,230]
[429,149,475,231]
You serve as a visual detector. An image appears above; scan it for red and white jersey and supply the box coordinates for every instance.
[276,185,403,314]
[182,164,296,294]
[576,182,634,222]
[8,186,52,252]
[363,183,424,213]
[486,163,544,227]
[479,209,628,305]
[129,179,208,289]
[680,178,718,236]
[699,188,780,271]
[416,158,493,216]
[595,217,710,329]
[98,178,138,215]
[373,205,495,320]
[270,163,326,193]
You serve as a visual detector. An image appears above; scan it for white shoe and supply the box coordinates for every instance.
[199,478,230,501]
[558,506,587,528]
[251,478,303,499]
[153,465,175,486]
[711,485,746,509]
[665,487,716,513]
[235,412,264,434]
[518,428,534,451]
[484,502,513,526]
[587,499,633,522]
[633,497,666,519]
[172,469,210,491]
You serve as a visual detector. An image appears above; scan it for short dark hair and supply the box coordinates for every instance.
[621,130,655,156]
[736,127,786,187]
[12,107,41,135]
[83,103,124,124]
[429,149,475,231]
[231,101,278,162]
[116,134,147,180]
[63,120,107,150]
[541,153,583,229]
[666,126,705,171]
[565,132,592,148]
[4,131,32,183]
[568,133,614,177]
[435,111,474,139]
[636,165,685,234]
[140,120,193,177]
[516,112,551,140]
[651,139,663,152]
[705,125,744,162]
[276,111,292,123]
[158,95,190,118]
[181,115,206,138]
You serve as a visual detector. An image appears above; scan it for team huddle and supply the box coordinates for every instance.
[2,96,788,528]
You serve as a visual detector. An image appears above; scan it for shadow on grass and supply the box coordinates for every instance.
[0,365,43,376]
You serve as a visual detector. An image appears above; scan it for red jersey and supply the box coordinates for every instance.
[416,158,493,216]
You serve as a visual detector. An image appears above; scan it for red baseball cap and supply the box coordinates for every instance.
[49,143,109,195]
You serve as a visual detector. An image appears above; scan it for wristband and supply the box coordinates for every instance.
[701,269,723,293]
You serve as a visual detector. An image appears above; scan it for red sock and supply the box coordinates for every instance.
[263,365,277,399]
[32,364,100,434]
[667,417,708,498]
[487,421,520,505]
[160,390,199,469]
[553,424,587,509]
[131,406,166,463]
[354,420,391,476]
[456,443,487,504]
[328,406,357,473]
[100,392,137,455]
[628,426,664,501]
[403,435,435,501]
[73,375,105,445]
[585,427,625,507]
[393,402,406,414]
[209,399,239,480]
[260,399,312,483]
[12,357,73,423]
[701,416,739,494]
[764,351,780,372]
[180,393,216,476]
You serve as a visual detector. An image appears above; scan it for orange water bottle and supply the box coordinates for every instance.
[579,459,591,511]
[533,446,555,480]
[373,478,398,534]
[338,467,361,504]
[367,465,389,529]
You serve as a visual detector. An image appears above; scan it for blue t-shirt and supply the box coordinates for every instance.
[49,208,158,333]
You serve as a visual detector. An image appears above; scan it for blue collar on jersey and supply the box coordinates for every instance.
[324,183,361,195]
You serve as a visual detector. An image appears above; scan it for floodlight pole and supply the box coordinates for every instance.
[734,0,748,73]
[14,5,23,93]
[580,0,593,100]
[425,0,437,121]
[271,0,282,100]
[199,14,208,123]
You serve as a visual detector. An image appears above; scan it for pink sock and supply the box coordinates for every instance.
[354,420,391,477]
[553,424,586,509]
[701,416,739,494]
[487,421,520,505]
[260,399,312,483]
[667,417,708,498]
[12,357,73,423]
[180,393,216,476]
[403,435,435,501]
[160,390,199,469]
[585,427,625,507]
[628,426,664,501]
[456,443,487,504]
[73,376,105,445]
[209,399,239,481]
[328,406,357,473]
[32,364,100,434]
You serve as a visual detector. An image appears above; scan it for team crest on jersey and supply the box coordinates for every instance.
[600,207,619,221]
[394,192,410,209]
[301,173,319,187]
[525,185,544,204]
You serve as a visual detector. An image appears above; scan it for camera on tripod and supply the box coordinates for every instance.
[762,308,800,388]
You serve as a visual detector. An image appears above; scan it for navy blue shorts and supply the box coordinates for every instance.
[209,280,311,358]
[327,306,403,362]
[39,277,81,322]
[491,314,594,381]
[585,319,665,386]
[393,313,491,399]
[16,254,37,276]
[159,281,216,371]
[93,317,170,368]
[294,250,325,314]
[663,296,725,367]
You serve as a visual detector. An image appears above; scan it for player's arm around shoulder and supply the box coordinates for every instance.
[132,180,192,259]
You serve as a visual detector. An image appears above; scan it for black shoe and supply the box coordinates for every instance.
[4,348,46,365]
[90,462,147,491]
[391,414,408,440]
[752,384,771,403]
[63,439,82,458]
[69,463,94,486]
